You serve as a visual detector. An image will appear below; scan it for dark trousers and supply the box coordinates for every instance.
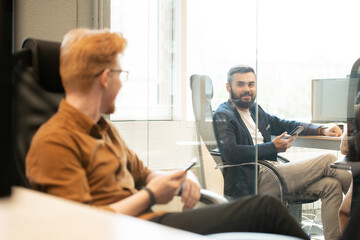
[150,194,309,240]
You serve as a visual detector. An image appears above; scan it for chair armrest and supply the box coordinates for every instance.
[330,156,360,176]
[213,155,318,205]
[214,160,289,203]
[277,155,290,163]
[199,189,228,205]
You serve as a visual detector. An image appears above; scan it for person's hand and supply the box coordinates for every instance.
[324,125,342,137]
[180,174,201,211]
[272,132,296,153]
[146,170,186,204]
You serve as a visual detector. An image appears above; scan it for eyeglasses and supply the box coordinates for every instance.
[94,69,129,82]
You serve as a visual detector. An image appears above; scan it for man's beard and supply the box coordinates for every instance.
[230,88,255,109]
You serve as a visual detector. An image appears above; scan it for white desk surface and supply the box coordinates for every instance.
[271,135,341,150]
[292,135,341,150]
[0,187,210,240]
[0,188,304,240]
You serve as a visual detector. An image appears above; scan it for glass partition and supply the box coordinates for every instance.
[186,0,258,198]
[110,0,360,233]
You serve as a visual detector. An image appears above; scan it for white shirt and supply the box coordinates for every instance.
[237,109,264,145]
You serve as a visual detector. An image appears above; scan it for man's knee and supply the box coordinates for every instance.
[231,194,283,211]
[247,194,285,212]
[229,194,285,224]
[321,178,343,197]
[318,153,337,164]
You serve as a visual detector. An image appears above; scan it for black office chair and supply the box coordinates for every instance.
[190,74,319,221]
[12,38,64,188]
[11,38,227,206]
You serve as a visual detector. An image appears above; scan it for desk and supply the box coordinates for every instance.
[271,135,341,151]
[0,187,301,240]
[292,136,342,151]
[0,187,209,240]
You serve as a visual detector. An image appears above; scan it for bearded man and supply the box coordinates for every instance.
[213,65,352,240]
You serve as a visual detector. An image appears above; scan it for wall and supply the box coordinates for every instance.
[14,0,110,51]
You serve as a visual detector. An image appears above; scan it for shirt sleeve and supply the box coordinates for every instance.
[26,132,93,204]
[266,112,320,136]
[125,146,151,189]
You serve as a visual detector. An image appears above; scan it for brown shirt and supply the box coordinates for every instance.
[26,100,152,216]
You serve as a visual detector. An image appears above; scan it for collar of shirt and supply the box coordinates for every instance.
[58,100,109,139]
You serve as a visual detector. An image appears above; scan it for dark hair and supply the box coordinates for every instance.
[227,65,255,85]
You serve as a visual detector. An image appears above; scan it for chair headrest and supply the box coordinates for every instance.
[190,74,214,101]
[22,38,64,93]
[351,58,360,82]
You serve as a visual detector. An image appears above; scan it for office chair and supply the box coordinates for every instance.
[11,38,227,206]
[12,38,64,188]
[189,74,319,219]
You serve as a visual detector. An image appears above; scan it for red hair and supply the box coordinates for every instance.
[60,28,127,93]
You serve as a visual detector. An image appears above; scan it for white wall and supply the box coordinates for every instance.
[14,0,110,51]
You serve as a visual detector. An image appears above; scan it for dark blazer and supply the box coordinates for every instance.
[213,100,320,198]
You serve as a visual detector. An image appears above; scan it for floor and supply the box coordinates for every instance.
[302,206,324,240]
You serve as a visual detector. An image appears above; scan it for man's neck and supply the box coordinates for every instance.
[65,92,102,123]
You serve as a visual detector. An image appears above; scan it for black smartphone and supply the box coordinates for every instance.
[183,158,198,171]
[284,126,304,139]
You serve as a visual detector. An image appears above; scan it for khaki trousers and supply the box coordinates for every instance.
[259,153,352,240]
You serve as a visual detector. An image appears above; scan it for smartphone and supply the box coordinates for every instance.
[284,126,304,139]
[183,158,198,171]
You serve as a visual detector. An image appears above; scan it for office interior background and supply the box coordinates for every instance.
[2,0,360,237]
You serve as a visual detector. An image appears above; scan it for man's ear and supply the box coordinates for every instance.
[226,83,231,93]
[99,69,109,88]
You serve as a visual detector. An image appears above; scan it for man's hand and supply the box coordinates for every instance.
[180,172,201,210]
[273,132,296,153]
[146,170,186,204]
[323,125,343,137]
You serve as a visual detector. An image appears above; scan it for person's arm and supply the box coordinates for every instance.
[145,170,201,210]
[116,126,200,211]
[265,112,318,136]
[272,132,296,153]
[180,171,201,210]
[109,170,186,215]
[26,136,93,203]
[340,132,349,155]
[320,125,343,137]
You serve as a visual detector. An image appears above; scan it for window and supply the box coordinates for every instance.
[256,0,360,121]
[110,0,181,120]
[186,0,257,117]
[186,0,360,122]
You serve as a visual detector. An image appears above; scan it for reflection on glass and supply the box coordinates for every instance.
[110,0,360,236]
[190,74,222,188]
